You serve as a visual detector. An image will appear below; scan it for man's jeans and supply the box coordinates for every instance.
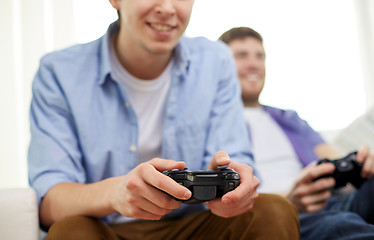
[300,177,374,240]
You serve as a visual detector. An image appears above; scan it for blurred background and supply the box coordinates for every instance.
[1,0,373,188]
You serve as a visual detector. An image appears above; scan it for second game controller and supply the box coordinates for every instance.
[315,151,366,189]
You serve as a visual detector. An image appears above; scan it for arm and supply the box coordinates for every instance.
[40,159,191,227]
[314,143,342,160]
[29,58,191,227]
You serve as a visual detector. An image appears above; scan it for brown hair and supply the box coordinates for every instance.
[219,27,263,44]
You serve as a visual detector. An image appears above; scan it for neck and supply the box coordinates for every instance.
[244,101,262,108]
[114,33,173,80]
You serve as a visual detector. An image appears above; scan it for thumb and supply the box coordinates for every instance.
[208,151,231,170]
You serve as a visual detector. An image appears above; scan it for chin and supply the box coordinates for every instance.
[145,40,178,54]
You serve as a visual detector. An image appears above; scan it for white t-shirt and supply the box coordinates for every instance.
[110,44,173,165]
[244,107,303,193]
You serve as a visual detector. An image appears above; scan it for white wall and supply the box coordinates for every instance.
[0,0,75,188]
[355,0,374,110]
[186,0,368,132]
[1,0,24,188]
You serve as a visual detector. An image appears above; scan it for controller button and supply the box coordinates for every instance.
[339,161,348,168]
[227,173,240,180]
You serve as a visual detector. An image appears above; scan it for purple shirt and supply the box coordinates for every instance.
[263,105,325,166]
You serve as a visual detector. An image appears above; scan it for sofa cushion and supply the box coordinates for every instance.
[0,188,39,240]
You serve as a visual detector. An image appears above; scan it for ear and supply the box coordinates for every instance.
[108,0,120,10]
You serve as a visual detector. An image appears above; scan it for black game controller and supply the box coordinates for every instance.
[315,151,366,189]
[162,164,240,204]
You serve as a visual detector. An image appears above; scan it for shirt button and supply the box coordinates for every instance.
[125,102,131,108]
[129,145,137,152]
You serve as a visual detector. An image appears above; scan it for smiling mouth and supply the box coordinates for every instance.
[243,74,261,82]
[149,23,175,31]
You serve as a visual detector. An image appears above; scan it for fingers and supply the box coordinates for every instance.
[356,146,374,179]
[294,188,330,213]
[207,151,231,170]
[303,200,328,213]
[206,194,257,218]
[126,193,173,220]
[205,161,259,218]
[221,162,258,204]
[206,185,258,218]
[126,174,182,210]
[139,161,192,200]
[361,154,374,179]
[299,162,335,183]
[118,159,190,220]
[125,203,168,220]
[136,197,173,217]
[299,190,331,212]
[148,158,186,172]
[288,165,334,213]
[357,145,370,163]
[288,179,332,213]
[301,177,335,195]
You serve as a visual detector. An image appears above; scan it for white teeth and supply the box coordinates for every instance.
[246,75,259,82]
[150,24,173,31]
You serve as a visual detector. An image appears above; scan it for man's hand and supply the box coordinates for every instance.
[357,145,374,179]
[40,158,191,226]
[285,162,335,213]
[110,158,191,220]
[205,151,259,218]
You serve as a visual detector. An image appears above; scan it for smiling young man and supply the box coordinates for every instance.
[220,26,374,240]
[28,1,299,239]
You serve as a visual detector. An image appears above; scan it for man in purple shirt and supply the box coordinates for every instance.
[220,26,374,239]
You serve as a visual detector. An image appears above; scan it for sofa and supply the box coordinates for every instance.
[0,188,40,240]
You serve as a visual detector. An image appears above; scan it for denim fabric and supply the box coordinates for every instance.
[300,178,374,240]
[28,22,254,224]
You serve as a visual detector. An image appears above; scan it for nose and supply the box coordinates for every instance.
[155,0,176,16]
[245,57,260,70]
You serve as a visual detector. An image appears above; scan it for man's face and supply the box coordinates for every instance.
[228,37,266,104]
[112,0,194,55]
